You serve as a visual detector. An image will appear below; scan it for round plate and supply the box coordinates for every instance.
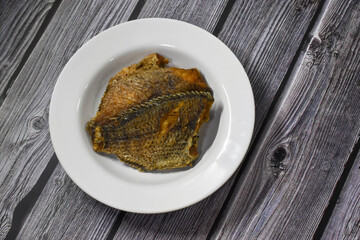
[49,18,255,213]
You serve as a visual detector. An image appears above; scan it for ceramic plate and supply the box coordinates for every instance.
[49,18,255,213]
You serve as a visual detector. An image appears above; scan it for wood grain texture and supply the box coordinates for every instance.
[0,0,57,105]
[12,0,229,239]
[16,165,119,240]
[0,0,138,238]
[113,0,323,239]
[137,0,228,32]
[112,1,231,239]
[114,193,225,240]
[211,0,360,239]
[218,0,321,135]
[321,149,360,240]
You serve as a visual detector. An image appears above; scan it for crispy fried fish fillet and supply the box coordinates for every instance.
[86,53,213,171]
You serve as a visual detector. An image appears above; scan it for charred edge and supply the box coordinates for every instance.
[5,154,58,240]
[0,0,63,108]
[106,211,127,240]
[213,0,237,36]
[313,136,360,240]
[128,0,146,21]
[206,0,328,239]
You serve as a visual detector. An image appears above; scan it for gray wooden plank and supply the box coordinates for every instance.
[321,149,360,240]
[113,0,324,239]
[0,0,325,239]
[12,0,230,239]
[211,0,360,239]
[16,165,119,240]
[0,0,58,104]
[137,0,228,32]
[218,0,321,134]
[0,0,138,238]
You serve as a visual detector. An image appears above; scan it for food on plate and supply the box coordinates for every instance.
[86,53,214,171]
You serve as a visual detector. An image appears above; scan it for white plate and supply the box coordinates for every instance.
[49,18,255,213]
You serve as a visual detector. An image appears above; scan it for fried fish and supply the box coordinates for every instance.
[86,53,214,171]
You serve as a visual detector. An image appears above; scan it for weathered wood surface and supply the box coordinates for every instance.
[217,0,321,134]
[0,0,359,239]
[0,0,138,238]
[113,0,323,239]
[0,0,58,105]
[13,0,231,239]
[137,0,228,32]
[321,149,360,240]
[211,0,360,239]
[16,165,120,240]
[2,0,324,239]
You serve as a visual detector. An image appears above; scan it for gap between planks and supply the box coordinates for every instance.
[2,0,229,239]
[4,0,329,239]
[104,0,238,238]
[0,0,63,109]
[313,136,360,239]
[207,0,360,238]
[206,0,328,238]
[3,1,138,239]
[104,1,147,239]
[102,0,324,237]
[4,155,58,240]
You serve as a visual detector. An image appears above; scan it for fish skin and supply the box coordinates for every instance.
[86,53,214,171]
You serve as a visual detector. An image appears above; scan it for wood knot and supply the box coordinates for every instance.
[272,147,287,162]
[2,62,10,71]
[270,147,287,174]
[54,177,63,187]
[31,116,46,131]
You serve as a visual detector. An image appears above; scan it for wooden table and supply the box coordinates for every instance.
[1,0,359,239]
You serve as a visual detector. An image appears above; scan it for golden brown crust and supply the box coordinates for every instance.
[86,53,213,171]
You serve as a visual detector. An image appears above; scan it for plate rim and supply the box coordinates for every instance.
[49,18,255,213]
